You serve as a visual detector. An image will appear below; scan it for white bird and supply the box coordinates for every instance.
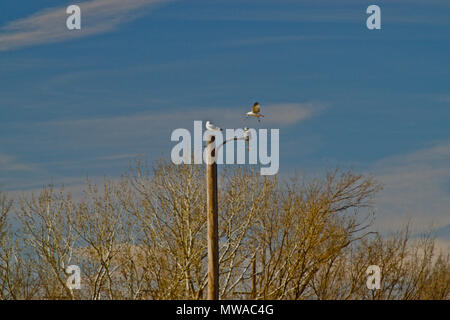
[243,127,251,141]
[206,120,223,132]
[243,127,251,150]
[246,102,264,122]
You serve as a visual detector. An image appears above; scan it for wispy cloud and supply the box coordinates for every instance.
[161,0,449,26]
[95,153,141,161]
[0,154,36,173]
[261,103,323,126]
[1,102,321,191]
[12,102,317,154]
[373,141,450,232]
[436,94,450,103]
[0,0,171,52]
[1,101,321,169]
[0,154,41,191]
[222,35,357,47]
[38,102,322,137]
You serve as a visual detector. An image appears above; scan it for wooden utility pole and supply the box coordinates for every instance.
[206,135,219,300]
[251,256,256,299]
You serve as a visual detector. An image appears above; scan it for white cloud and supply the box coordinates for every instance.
[37,102,322,144]
[436,95,450,103]
[0,154,36,173]
[222,35,357,47]
[12,102,317,153]
[0,0,171,52]
[0,154,40,191]
[0,102,321,191]
[373,141,450,233]
[95,153,141,161]
[433,238,450,255]
[163,0,449,26]
[5,175,110,202]
[261,103,323,126]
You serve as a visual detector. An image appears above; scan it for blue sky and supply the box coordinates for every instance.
[0,0,449,235]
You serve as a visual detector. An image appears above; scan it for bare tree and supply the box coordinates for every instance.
[16,186,78,299]
[0,161,448,300]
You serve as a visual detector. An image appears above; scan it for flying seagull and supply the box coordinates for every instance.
[206,120,223,132]
[246,102,264,122]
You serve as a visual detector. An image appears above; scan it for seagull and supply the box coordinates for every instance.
[206,120,223,132]
[243,127,251,150]
[243,127,251,141]
[246,102,264,122]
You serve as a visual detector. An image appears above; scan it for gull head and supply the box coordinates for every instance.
[205,120,223,132]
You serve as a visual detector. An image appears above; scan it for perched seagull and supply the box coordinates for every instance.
[206,120,223,132]
[246,102,264,122]
[243,127,251,141]
[243,127,251,150]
